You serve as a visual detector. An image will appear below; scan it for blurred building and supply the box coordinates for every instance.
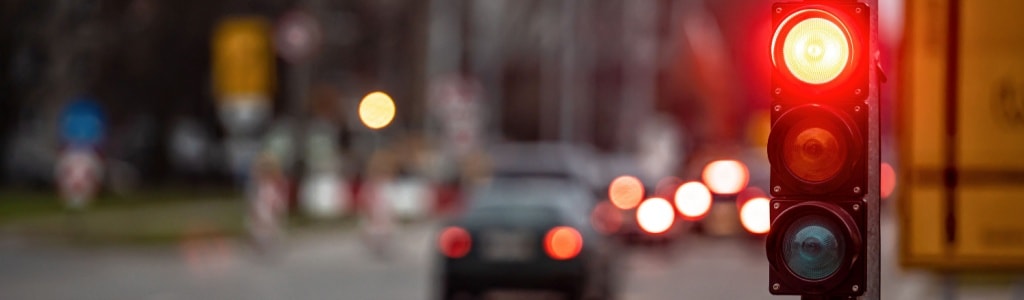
[0,0,777,187]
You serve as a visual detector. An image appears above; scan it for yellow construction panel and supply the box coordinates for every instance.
[902,0,947,170]
[903,186,946,259]
[900,0,1024,270]
[956,185,1024,259]
[957,0,1024,170]
[212,16,275,99]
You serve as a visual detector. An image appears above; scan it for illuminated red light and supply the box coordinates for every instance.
[772,9,853,85]
[609,175,644,210]
[740,197,771,235]
[702,160,750,195]
[438,226,471,258]
[545,226,583,260]
[636,197,675,234]
[881,162,896,200]
[674,181,713,220]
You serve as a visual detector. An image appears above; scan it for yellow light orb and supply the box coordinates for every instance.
[782,16,850,84]
[358,91,396,130]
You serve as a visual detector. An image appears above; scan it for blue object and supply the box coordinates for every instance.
[60,97,105,147]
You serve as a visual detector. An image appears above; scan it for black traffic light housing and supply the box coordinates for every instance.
[767,0,873,297]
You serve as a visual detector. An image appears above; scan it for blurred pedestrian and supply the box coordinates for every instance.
[359,147,398,260]
[246,153,289,255]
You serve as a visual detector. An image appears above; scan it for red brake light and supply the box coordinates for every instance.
[545,226,583,260]
[438,226,471,258]
[881,162,896,200]
[740,197,771,235]
[674,181,712,220]
[636,197,675,234]
[609,175,644,210]
[702,160,750,195]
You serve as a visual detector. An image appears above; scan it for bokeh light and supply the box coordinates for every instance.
[702,160,749,195]
[544,226,583,260]
[740,197,771,235]
[438,226,471,259]
[358,91,396,130]
[609,175,644,210]
[881,162,896,200]
[636,197,675,234]
[674,181,713,220]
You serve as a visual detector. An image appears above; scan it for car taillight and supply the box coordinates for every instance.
[740,197,771,235]
[544,226,583,260]
[636,197,675,234]
[438,226,471,258]
[702,160,750,195]
[609,175,644,210]
[674,181,713,220]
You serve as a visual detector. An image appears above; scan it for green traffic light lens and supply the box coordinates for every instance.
[782,214,845,280]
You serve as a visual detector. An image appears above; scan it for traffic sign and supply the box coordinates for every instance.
[900,0,1024,269]
[275,10,321,64]
[212,16,275,99]
[60,97,105,148]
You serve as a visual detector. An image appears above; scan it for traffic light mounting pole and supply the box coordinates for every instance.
[865,0,881,299]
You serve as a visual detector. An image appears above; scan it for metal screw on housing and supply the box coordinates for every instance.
[773,283,781,291]
[773,186,781,193]
[853,186,861,193]
[853,204,860,211]
[773,202,780,210]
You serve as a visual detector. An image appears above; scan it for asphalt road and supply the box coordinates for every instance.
[0,209,1017,299]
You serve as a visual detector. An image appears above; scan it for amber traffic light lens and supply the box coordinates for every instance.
[774,9,852,85]
[782,115,848,183]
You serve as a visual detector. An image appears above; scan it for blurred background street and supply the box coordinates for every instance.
[1,0,1024,299]
[1,210,952,300]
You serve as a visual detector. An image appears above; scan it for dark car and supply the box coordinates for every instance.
[434,177,616,300]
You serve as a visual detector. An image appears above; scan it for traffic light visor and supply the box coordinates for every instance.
[773,10,851,85]
[782,214,845,280]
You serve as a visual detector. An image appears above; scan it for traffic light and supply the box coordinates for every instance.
[766,1,873,297]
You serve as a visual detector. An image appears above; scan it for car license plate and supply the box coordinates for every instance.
[482,230,534,261]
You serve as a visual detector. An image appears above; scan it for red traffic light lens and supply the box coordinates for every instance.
[779,14,850,85]
[782,115,849,183]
